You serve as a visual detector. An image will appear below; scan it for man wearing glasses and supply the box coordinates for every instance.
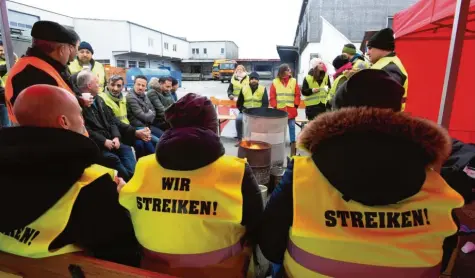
[4,20,82,125]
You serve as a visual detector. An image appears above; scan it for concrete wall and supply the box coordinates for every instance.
[295,0,417,49]
[189,41,227,60]
[225,42,239,59]
[162,33,189,59]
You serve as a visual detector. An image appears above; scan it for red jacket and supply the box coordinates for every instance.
[270,76,301,119]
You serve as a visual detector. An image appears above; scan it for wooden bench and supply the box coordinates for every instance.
[0,252,176,278]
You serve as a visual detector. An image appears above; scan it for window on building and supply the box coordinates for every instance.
[95,59,111,66]
[164,42,169,50]
[387,17,394,28]
[204,48,207,54]
[148,38,154,47]
[173,44,177,52]
[10,21,17,27]
[128,61,137,68]
[221,48,224,54]
[192,48,196,54]
[139,61,147,68]
[196,48,199,54]
[116,60,126,68]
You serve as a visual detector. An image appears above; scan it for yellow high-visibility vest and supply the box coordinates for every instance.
[326,74,347,104]
[100,91,129,125]
[352,59,370,70]
[0,165,114,258]
[371,56,408,111]
[304,74,329,106]
[119,155,247,268]
[69,59,106,93]
[242,85,265,109]
[284,156,464,278]
[273,78,297,109]
[231,75,249,97]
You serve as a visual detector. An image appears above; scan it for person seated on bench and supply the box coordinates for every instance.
[127,75,162,143]
[119,93,264,277]
[236,71,269,145]
[78,70,137,181]
[100,75,155,160]
[147,77,175,132]
[259,70,464,277]
[0,84,140,266]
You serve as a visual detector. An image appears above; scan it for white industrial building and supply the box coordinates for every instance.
[2,1,239,72]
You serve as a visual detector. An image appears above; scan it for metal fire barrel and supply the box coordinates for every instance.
[243,108,288,167]
[269,166,285,194]
[237,140,272,186]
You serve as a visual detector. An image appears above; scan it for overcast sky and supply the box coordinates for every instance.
[14,0,302,59]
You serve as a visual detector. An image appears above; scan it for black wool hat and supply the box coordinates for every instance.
[31,21,80,45]
[249,71,260,80]
[367,28,395,51]
[333,69,404,112]
[332,55,350,70]
[79,41,94,54]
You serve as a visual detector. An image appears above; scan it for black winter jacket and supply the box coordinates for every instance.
[83,95,136,149]
[126,90,156,128]
[0,127,139,266]
[9,47,78,106]
[147,89,174,129]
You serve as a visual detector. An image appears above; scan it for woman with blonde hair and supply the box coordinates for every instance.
[227,64,249,100]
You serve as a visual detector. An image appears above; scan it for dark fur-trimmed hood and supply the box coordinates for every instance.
[298,108,451,206]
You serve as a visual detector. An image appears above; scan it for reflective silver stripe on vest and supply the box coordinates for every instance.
[287,240,441,277]
[143,241,243,268]
[304,95,326,101]
[278,93,295,97]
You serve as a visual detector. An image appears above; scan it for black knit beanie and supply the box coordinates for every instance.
[367,28,395,51]
[79,41,94,54]
[333,55,350,70]
[333,69,404,112]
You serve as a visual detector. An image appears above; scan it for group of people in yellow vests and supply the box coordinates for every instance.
[227,27,408,157]
[0,22,465,278]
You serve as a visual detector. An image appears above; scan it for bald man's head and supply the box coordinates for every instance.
[14,85,85,134]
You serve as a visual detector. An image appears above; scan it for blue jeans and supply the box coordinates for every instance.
[134,127,156,159]
[288,119,296,143]
[101,144,136,181]
[0,104,10,127]
[134,140,155,159]
[150,126,163,145]
[235,113,243,140]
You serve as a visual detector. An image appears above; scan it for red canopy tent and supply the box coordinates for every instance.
[394,0,475,142]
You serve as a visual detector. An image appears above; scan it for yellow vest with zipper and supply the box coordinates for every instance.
[371,56,408,111]
[231,75,249,97]
[242,85,265,109]
[273,78,297,109]
[69,59,106,93]
[326,74,347,104]
[0,164,114,258]
[352,59,370,70]
[304,74,329,106]
[284,156,464,278]
[100,91,129,125]
[119,155,247,268]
